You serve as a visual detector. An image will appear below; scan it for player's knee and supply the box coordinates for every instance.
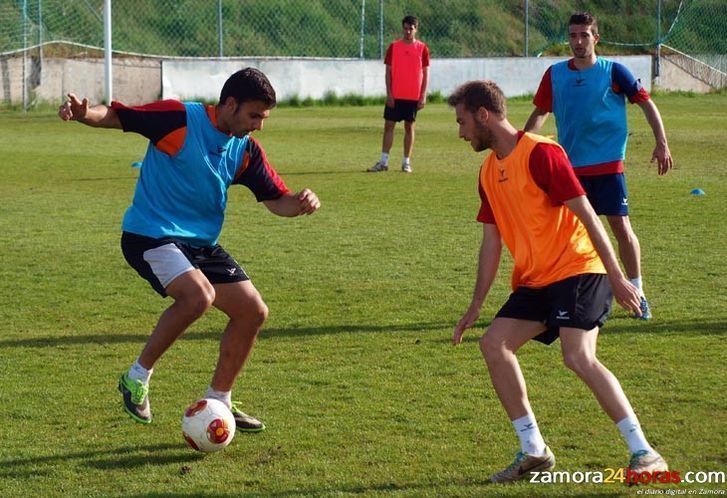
[241,299,268,328]
[181,286,215,318]
[479,331,504,361]
[253,301,269,326]
[562,351,596,376]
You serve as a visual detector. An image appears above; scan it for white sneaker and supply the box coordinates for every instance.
[629,450,668,473]
[490,447,555,483]
[401,162,412,173]
[367,161,388,172]
[627,450,668,485]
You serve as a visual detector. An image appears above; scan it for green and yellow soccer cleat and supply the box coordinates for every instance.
[118,373,152,424]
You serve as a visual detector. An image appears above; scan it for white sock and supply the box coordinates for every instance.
[127,359,152,385]
[512,413,547,456]
[205,386,232,409]
[402,156,411,165]
[629,277,644,296]
[380,152,389,165]
[617,415,655,454]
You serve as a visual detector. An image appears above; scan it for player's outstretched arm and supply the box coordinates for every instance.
[565,195,642,315]
[453,223,502,345]
[58,93,122,129]
[637,99,673,176]
[523,107,549,134]
[263,189,320,217]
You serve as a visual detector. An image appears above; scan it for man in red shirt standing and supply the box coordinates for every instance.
[368,15,430,174]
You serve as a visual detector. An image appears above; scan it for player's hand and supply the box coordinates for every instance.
[296,188,320,215]
[610,277,643,316]
[58,93,89,122]
[385,96,395,108]
[652,142,673,176]
[453,304,480,345]
[417,98,426,110]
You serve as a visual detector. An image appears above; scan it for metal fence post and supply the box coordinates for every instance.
[38,0,43,68]
[379,0,384,59]
[22,0,28,111]
[217,0,223,58]
[525,0,530,57]
[104,0,112,104]
[655,0,662,79]
[360,0,366,59]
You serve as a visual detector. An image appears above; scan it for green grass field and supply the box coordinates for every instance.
[0,94,725,497]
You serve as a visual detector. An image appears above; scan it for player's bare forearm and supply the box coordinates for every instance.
[81,106,122,128]
[471,224,502,306]
[263,189,320,217]
[524,108,549,133]
[638,100,668,146]
[58,93,122,129]
[453,224,501,345]
[638,99,673,175]
[566,197,622,277]
[565,196,642,314]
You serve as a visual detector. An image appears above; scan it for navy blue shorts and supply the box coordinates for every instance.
[384,99,418,122]
[495,273,612,345]
[121,232,249,297]
[577,173,629,216]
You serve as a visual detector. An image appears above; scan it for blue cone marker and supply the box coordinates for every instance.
[690,188,705,196]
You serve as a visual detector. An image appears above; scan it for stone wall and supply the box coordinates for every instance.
[0,56,160,105]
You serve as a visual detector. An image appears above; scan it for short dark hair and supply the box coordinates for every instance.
[447,80,507,118]
[219,68,276,108]
[569,12,598,35]
[402,15,418,27]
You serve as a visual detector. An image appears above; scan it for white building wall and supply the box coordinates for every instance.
[161,56,653,101]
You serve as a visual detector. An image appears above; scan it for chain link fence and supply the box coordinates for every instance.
[1,0,725,108]
[2,0,725,61]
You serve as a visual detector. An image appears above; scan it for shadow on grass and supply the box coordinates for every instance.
[0,443,203,478]
[118,478,500,498]
[0,321,453,348]
[122,477,600,498]
[599,317,727,336]
[453,317,727,342]
[1,318,724,350]
[69,176,134,182]
[276,170,365,176]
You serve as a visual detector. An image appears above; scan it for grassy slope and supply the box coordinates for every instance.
[0,94,725,496]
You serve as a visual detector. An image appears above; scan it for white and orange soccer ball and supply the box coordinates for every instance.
[182,398,236,452]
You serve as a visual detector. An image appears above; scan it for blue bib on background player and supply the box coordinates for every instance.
[122,102,248,247]
[551,57,628,168]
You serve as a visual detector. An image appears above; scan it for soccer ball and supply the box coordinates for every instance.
[182,398,236,452]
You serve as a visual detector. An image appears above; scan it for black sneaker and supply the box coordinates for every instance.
[230,401,265,432]
[118,373,152,424]
[366,161,388,172]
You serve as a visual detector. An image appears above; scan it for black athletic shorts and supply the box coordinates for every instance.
[383,99,418,122]
[120,231,249,297]
[495,273,612,345]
